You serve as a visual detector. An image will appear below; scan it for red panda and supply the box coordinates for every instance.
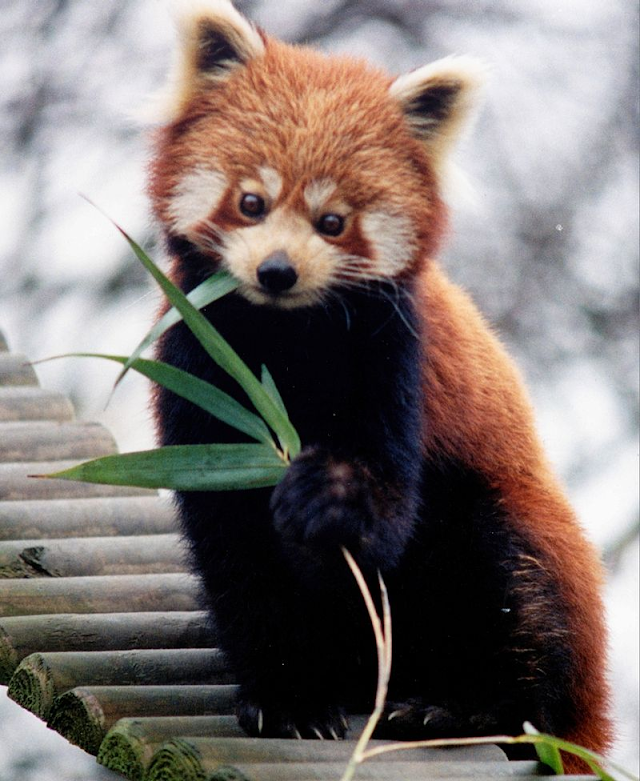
[148,1,611,771]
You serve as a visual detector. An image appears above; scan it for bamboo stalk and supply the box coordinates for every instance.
[48,684,239,754]
[202,760,546,781]
[97,716,375,780]
[0,611,215,685]
[0,572,200,617]
[0,534,186,578]
[0,421,117,463]
[97,716,245,780]
[0,460,156,500]
[0,354,39,386]
[144,736,502,774]
[144,737,205,781]
[8,648,231,719]
[0,496,176,540]
[144,738,511,781]
[0,386,74,422]
[340,551,392,781]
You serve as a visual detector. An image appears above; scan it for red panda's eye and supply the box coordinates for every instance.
[316,213,345,237]
[240,193,266,218]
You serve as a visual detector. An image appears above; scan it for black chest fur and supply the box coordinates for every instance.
[155,275,422,458]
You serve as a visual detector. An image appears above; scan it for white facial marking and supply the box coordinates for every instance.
[361,210,416,276]
[259,166,283,201]
[168,167,228,235]
[304,179,337,213]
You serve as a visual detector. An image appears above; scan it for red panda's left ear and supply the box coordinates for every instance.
[141,1,265,124]
[390,56,486,170]
[176,0,265,79]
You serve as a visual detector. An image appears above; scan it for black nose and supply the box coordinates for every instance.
[256,251,298,294]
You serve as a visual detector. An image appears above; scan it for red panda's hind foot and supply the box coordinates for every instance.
[376,699,503,741]
[237,695,348,740]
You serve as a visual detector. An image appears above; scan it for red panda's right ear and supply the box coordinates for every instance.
[142,1,264,124]
[390,56,486,183]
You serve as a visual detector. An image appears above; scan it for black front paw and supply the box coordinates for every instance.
[237,695,348,740]
[271,447,378,554]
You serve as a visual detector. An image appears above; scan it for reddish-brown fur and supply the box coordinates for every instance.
[416,264,611,770]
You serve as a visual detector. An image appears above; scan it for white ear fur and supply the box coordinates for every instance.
[140,0,264,125]
[390,55,486,179]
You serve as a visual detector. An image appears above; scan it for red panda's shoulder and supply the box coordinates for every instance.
[417,261,549,479]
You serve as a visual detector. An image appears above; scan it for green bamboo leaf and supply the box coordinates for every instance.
[57,352,273,447]
[523,724,564,775]
[533,742,564,776]
[359,730,635,781]
[33,444,288,491]
[519,723,631,780]
[108,219,300,459]
[261,364,287,416]
[115,271,239,387]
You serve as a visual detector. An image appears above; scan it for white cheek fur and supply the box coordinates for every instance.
[167,167,228,235]
[361,210,416,276]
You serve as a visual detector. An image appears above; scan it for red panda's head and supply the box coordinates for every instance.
[148,0,483,308]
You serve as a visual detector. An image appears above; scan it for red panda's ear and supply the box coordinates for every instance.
[142,1,264,124]
[390,56,486,172]
[177,0,265,78]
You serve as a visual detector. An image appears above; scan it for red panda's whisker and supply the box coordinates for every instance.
[334,272,386,288]
[323,288,354,330]
[331,275,419,338]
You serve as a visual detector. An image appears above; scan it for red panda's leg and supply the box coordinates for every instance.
[175,488,360,740]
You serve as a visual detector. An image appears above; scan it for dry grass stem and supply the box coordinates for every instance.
[339,548,392,781]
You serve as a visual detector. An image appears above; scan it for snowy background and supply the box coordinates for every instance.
[0,0,638,778]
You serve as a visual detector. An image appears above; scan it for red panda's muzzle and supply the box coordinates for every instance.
[256,250,298,294]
